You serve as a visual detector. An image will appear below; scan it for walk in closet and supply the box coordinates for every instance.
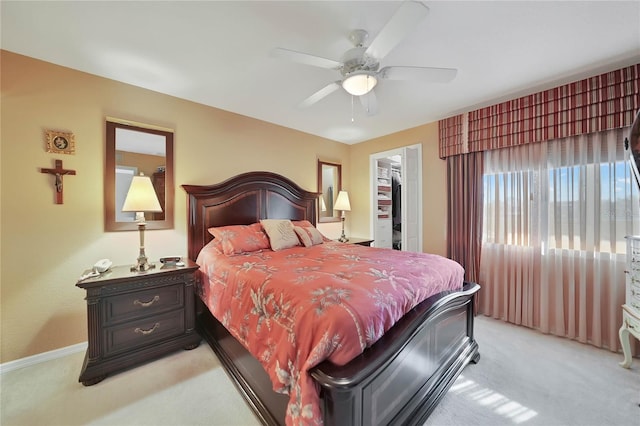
[370,144,422,252]
[375,157,402,249]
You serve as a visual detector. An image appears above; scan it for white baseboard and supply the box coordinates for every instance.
[0,342,87,375]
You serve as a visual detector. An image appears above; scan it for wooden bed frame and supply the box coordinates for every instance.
[183,171,480,426]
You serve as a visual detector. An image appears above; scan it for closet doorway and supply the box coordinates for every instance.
[369,144,423,252]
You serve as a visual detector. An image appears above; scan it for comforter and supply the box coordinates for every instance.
[196,241,464,425]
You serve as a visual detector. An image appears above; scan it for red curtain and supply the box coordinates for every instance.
[439,64,639,157]
[446,151,483,284]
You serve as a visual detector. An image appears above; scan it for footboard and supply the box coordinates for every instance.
[311,281,480,425]
[197,280,479,426]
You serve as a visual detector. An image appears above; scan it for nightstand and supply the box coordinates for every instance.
[76,260,201,385]
[337,237,374,247]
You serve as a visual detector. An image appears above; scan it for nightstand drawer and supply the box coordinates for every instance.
[622,305,640,336]
[628,290,640,312]
[104,283,184,324]
[104,309,185,357]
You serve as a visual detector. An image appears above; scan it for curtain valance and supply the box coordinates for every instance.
[439,64,639,159]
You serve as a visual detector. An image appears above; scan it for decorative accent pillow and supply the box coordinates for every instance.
[294,225,324,247]
[292,220,330,242]
[291,220,314,228]
[260,219,300,251]
[207,223,270,255]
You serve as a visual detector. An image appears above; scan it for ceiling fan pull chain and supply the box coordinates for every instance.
[351,95,355,123]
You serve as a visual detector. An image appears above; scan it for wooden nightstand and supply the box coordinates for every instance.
[337,237,374,247]
[76,260,201,385]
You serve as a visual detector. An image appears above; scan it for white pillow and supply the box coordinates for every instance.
[260,219,300,251]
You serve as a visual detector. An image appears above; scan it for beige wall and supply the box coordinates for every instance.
[0,50,447,364]
[0,51,349,363]
[348,124,447,256]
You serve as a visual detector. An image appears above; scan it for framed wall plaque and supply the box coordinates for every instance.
[45,130,75,154]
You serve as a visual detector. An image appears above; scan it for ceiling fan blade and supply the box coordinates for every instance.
[379,66,458,83]
[365,1,429,60]
[360,90,378,116]
[270,47,342,70]
[298,82,341,108]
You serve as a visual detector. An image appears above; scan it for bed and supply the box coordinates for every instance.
[183,171,480,426]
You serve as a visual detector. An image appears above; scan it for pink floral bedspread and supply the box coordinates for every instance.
[196,241,464,425]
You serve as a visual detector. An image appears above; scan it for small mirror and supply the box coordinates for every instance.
[105,119,174,231]
[317,160,341,223]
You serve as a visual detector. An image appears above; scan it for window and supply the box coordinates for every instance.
[478,127,638,350]
[482,170,533,246]
[482,132,639,254]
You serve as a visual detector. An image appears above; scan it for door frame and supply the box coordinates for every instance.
[369,144,423,252]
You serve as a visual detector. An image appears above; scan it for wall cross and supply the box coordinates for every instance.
[40,159,76,204]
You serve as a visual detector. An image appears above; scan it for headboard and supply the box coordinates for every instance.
[182,171,319,261]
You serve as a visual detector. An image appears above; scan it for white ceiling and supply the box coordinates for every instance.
[2,1,639,145]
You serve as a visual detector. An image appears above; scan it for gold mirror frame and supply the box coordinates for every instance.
[317,160,341,223]
[105,119,174,231]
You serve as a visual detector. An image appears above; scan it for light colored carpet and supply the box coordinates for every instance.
[1,316,638,426]
[430,316,639,426]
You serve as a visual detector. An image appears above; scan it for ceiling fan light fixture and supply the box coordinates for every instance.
[342,71,378,96]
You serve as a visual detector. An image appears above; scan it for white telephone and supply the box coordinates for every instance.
[78,259,113,282]
[94,259,112,273]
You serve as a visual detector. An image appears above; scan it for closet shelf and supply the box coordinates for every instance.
[375,159,395,249]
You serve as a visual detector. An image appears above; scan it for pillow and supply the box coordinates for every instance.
[260,219,300,251]
[208,239,224,254]
[292,220,330,242]
[291,220,314,228]
[294,225,324,247]
[207,223,270,255]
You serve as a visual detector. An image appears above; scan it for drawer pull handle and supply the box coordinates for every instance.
[134,295,160,307]
[134,322,160,335]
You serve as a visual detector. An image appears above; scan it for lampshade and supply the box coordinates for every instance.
[334,191,351,211]
[342,71,378,96]
[321,197,327,212]
[122,175,162,213]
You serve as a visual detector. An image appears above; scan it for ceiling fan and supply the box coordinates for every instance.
[270,0,458,116]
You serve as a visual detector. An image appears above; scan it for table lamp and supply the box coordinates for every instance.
[334,190,351,242]
[122,174,163,272]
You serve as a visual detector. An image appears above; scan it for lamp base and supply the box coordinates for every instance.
[338,215,349,243]
[130,221,155,272]
[130,257,155,273]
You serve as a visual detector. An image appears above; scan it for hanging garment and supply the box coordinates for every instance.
[392,172,402,230]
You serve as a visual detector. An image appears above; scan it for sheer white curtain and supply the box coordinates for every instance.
[479,127,639,351]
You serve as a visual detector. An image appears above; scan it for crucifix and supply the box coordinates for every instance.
[40,159,76,204]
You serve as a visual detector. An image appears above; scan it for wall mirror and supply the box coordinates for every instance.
[317,160,341,223]
[105,118,174,231]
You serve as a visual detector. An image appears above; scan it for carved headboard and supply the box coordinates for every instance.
[182,171,319,261]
